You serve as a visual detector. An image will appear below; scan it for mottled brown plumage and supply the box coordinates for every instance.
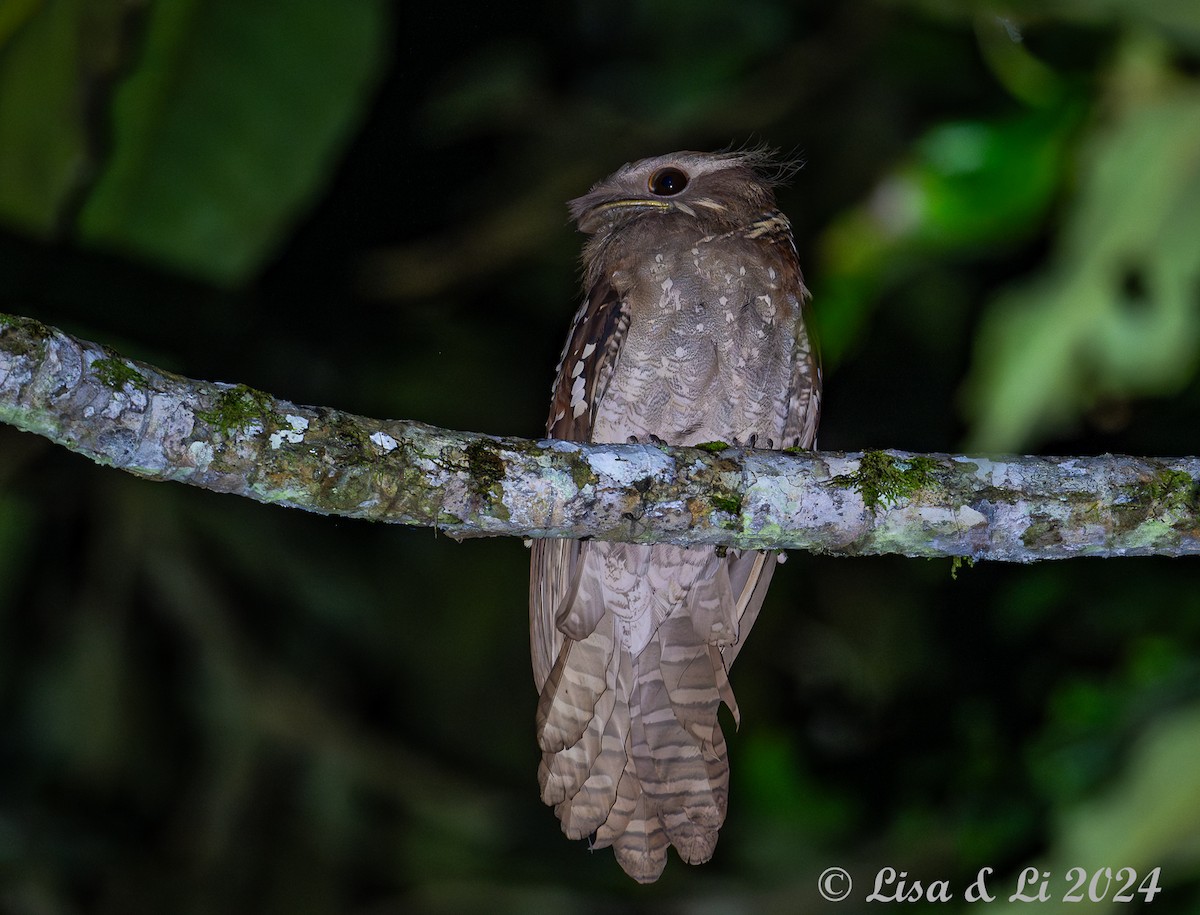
[530,149,820,882]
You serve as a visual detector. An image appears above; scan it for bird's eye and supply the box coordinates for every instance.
[648,167,689,196]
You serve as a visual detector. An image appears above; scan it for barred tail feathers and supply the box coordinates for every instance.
[536,543,760,882]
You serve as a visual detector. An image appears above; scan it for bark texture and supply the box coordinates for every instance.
[2,312,1199,560]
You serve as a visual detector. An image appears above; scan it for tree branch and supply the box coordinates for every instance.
[2,311,1198,560]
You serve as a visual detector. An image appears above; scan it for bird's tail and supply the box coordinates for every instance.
[536,583,740,882]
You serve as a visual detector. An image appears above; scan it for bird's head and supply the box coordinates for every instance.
[569,148,795,236]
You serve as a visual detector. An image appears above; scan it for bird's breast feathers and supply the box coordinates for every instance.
[592,232,803,447]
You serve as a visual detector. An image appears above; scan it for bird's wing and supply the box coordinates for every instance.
[783,284,822,452]
[530,275,631,689]
[720,239,821,670]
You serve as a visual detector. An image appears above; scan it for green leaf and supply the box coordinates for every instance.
[814,106,1075,366]
[1054,701,1200,871]
[962,85,1200,450]
[77,0,389,284]
[0,0,100,234]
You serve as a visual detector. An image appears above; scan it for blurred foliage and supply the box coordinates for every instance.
[2,0,1200,912]
[0,0,388,282]
[963,33,1200,450]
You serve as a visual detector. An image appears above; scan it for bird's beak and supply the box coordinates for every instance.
[578,198,672,233]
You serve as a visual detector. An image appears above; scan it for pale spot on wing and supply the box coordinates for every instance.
[570,372,588,417]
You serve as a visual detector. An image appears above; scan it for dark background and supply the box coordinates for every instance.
[1,1,1199,912]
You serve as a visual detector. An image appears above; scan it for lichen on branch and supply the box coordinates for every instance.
[2,311,1199,560]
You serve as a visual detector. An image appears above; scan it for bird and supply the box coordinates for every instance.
[529,148,820,883]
